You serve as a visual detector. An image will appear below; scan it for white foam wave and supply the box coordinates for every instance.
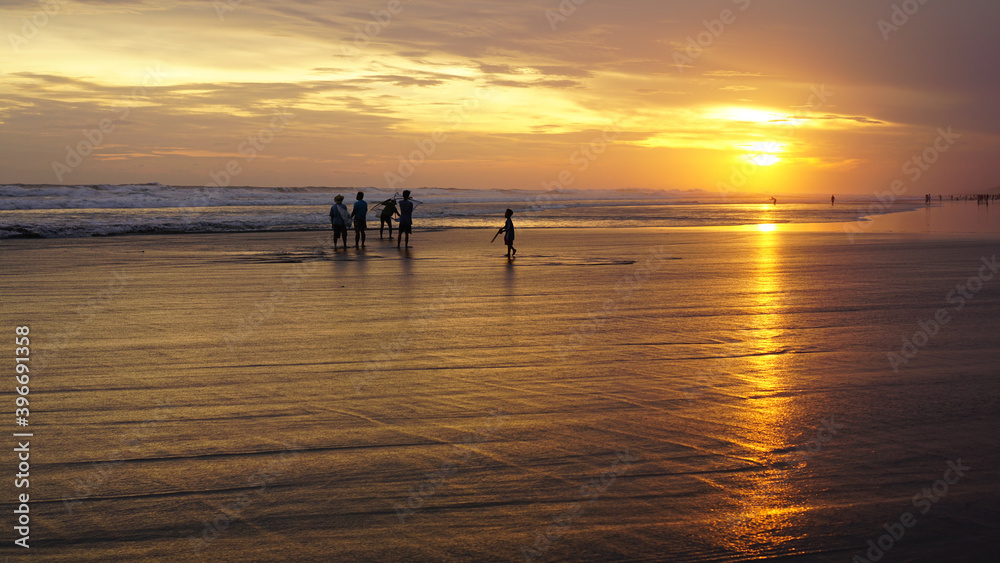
[0,183,924,238]
[1,184,776,211]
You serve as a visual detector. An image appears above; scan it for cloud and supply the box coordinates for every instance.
[704,71,767,78]
[487,78,583,89]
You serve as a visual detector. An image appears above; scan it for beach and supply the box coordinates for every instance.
[3,204,999,562]
[5,0,999,557]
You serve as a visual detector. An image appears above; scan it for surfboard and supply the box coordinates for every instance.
[337,206,352,225]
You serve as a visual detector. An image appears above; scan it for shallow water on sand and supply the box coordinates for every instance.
[3,226,999,562]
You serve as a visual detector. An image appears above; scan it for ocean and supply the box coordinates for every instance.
[0,184,927,238]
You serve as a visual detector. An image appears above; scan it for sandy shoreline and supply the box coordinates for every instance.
[2,210,999,561]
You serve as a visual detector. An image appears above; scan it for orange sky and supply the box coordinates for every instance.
[2,0,999,194]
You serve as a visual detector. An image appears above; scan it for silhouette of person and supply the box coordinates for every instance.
[496,208,516,259]
[378,197,398,239]
[329,194,349,250]
[831,195,835,206]
[770,197,777,205]
[350,191,368,248]
[397,190,414,249]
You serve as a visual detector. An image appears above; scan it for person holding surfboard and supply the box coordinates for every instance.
[493,208,516,259]
[376,196,399,239]
[329,194,350,250]
[397,190,414,249]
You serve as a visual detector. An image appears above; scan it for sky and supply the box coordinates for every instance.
[2,0,999,195]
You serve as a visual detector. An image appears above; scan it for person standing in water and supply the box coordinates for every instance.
[831,195,836,206]
[397,190,414,249]
[329,194,349,250]
[350,191,368,248]
[377,196,399,239]
[496,208,516,259]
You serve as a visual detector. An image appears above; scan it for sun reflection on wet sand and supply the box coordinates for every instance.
[716,229,811,556]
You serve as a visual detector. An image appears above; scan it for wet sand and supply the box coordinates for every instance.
[2,205,999,562]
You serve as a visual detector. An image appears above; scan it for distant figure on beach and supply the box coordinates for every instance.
[925,194,931,205]
[351,191,368,248]
[831,195,835,206]
[377,196,399,239]
[770,197,777,205]
[329,195,350,250]
[496,208,516,259]
[397,190,414,249]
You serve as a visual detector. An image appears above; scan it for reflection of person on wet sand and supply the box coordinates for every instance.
[397,190,414,249]
[495,208,516,259]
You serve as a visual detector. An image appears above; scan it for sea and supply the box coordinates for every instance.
[0,183,926,239]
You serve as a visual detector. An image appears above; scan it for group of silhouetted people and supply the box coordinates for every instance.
[329,190,414,250]
[964,194,998,205]
[328,192,517,259]
[939,194,997,205]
